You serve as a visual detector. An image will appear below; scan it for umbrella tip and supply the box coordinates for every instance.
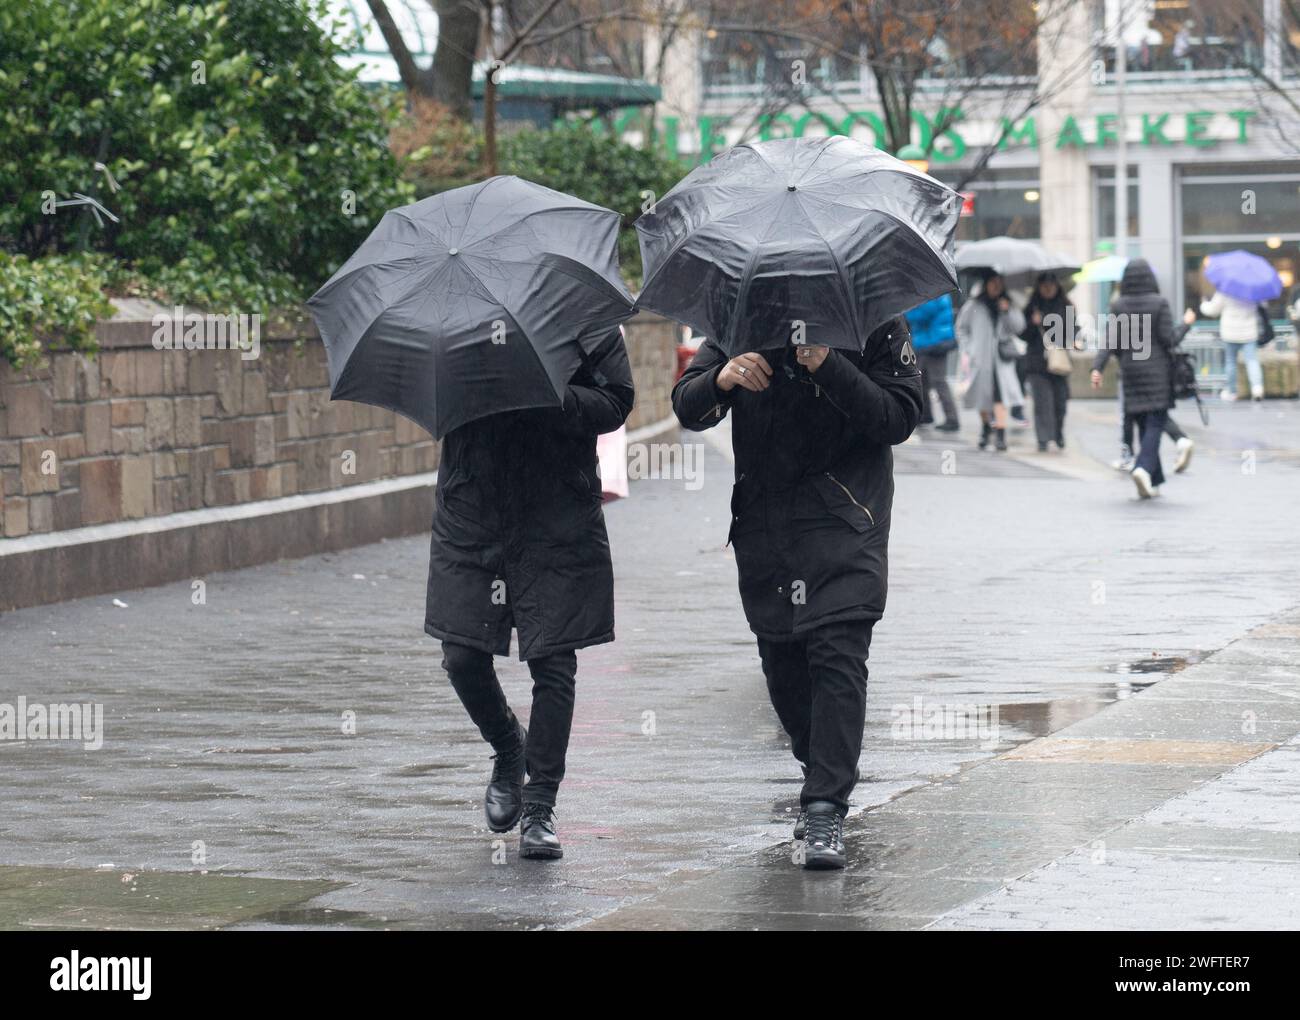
[448,247,459,256]
[786,184,797,191]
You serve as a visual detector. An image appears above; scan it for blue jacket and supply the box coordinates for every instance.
[905,293,955,351]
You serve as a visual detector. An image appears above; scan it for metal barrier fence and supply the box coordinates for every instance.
[1178,324,1296,392]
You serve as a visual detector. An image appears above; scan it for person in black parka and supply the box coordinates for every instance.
[427,327,634,859]
[1090,259,1176,498]
[673,316,922,869]
[1021,272,1079,452]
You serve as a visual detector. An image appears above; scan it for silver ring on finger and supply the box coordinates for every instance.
[737,365,748,377]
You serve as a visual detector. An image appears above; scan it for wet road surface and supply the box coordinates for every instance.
[1,398,1298,929]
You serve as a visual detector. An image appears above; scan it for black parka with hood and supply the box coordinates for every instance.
[672,320,922,640]
[425,328,634,660]
[1092,259,1176,415]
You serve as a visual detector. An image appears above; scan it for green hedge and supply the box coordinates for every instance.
[499,125,687,284]
[0,0,413,366]
[0,255,115,370]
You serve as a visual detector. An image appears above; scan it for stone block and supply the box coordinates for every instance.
[3,494,28,537]
[20,439,60,493]
[84,402,112,454]
[144,398,175,449]
[80,458,123,525]
[120,455,155,519]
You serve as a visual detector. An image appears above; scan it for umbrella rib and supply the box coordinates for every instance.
[638,191,784,297]
[792,192,863,349]
[450,258,568,404]
[459,204,621,255]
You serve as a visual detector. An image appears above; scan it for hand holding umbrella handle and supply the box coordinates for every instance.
[717,353,773,392]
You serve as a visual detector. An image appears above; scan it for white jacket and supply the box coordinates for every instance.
[1200,291,1259,343]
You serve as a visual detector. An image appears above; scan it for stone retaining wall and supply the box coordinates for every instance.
[0,304,680,610]
[0,303,679,540]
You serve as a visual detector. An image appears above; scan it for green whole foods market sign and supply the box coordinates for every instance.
[629,108,1258,164]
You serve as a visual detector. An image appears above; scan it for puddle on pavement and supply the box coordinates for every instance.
[0,865,343,930]
[1106,652,1205,675]
[390,762,463,777]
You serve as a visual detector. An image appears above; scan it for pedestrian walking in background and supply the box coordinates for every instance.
[956,270,1026,452]
[1091,260,1177,499]
[1198,288,1264,401]
[906,292,960,432]
[1118,307,1196,470]
[1020,272,1079,452]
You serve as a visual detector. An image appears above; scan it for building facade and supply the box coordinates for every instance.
[646,0,1300,322]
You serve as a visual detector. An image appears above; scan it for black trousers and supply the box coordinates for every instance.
[1028,371,1069,446]
[918,350,958,426]
[1122,411,1185,452]
[440,641,577,807]
[757,620,875,815]
[1134,409,1168,486]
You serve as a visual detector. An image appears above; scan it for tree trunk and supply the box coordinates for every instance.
[484,70,498,175]
[432,0,483,120]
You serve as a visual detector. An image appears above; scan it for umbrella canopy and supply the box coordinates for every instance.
[307,176,634,438]
[1204,250,1283,303]
[634,135,959,355]
[955,236,1080,289]
[1077,254,1129,284]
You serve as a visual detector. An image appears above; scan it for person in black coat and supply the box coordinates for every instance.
[1091,259,1176,498]
[426,327,634,858]
[1021,272,1079,452]
[672,317,922,869]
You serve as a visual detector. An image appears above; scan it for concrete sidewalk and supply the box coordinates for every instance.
[1,397,1298,929]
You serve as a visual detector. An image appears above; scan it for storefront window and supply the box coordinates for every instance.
[699,2,1035,96]
[1181,164,1300,318]
[933,170,1041,241]
[1092,0,1265,77]
[1096,166,1140,241]
[700,30,857,93]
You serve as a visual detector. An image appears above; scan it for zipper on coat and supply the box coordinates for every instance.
[824,472,874,526]
[699,403,723,422]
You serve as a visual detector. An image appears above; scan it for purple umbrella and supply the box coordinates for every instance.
[1205,250,1283,303]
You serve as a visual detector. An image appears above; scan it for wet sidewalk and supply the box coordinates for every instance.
[1,398,1298,929]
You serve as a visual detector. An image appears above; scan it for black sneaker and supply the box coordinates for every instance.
[936,420,960,433]
[801,801,846,870]
[520,802,563,860]
[484,721,527,833]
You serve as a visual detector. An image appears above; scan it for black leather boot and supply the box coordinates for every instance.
[994,428,1007,451]
[484,721,527,833]
[793,763,809,839]
[793,810,808,841]
[978,420,992,449]
[519,802,563,860]
[801,801,846,870]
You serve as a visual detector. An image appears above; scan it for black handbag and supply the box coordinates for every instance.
[1257,305,1275,347]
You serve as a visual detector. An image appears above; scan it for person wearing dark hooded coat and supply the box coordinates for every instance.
[1090,259,1176,499]
[1020,272,1079,452]
[426,327,634,859]
[672,315,923,870]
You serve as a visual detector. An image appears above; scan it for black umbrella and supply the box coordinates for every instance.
[307,176,634,438]
[634,136,959,354]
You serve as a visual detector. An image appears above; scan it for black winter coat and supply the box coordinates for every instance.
[1092,259,1176,415]
[1020,292,1078,376]
[672,320,922,640]
[425,328,635,660]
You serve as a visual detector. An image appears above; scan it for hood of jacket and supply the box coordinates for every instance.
[1120,259,1159,296]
